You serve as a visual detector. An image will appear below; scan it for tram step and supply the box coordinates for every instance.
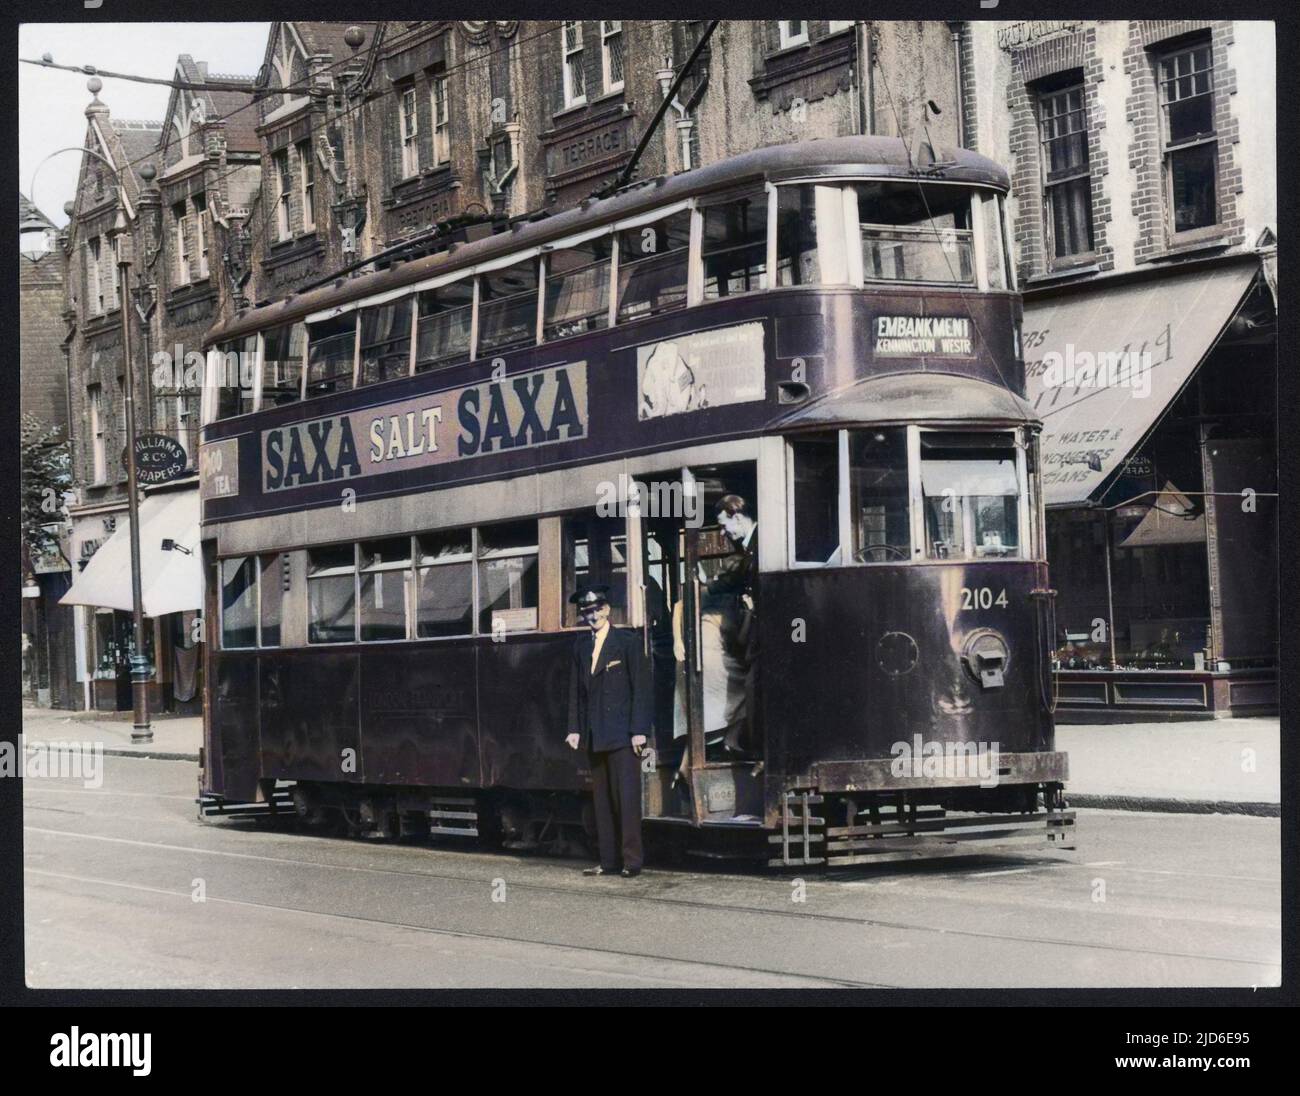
[823,810,1077,865]
[426,797,479,838]
[197,784,295,819]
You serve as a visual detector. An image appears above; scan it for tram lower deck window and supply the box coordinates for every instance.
[359,537,411,641]
[416,530,473,638]
[850,428,911,562]
[790,433,841,565]
[220,556,258,648]
[307,545,357,644]
[477,520,539,634]
[562,512,628,626]
[920,432,1021,559]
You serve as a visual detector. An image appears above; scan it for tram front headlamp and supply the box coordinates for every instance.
[963,630,1009,689]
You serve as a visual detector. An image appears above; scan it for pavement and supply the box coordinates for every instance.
[19,705,1281,815]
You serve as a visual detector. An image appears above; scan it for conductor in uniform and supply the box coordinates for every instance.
[565,584,654,877]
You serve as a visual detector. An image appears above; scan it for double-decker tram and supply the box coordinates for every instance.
[199,135,1074,867]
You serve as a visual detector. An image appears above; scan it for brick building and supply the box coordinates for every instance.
[970,19,1277,717]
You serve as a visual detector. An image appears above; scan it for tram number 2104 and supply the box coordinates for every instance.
[961,587,1009,610]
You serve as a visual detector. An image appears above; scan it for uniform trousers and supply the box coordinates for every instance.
[589,746,643,871]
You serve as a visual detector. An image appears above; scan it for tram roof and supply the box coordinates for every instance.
[205,136,1010,348]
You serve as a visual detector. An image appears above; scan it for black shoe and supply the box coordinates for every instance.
[583,865,613,876]
[620,868,642,878]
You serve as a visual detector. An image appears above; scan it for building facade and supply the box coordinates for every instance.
[970,19,1278,718]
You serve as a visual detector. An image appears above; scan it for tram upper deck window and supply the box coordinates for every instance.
[307,545,357,644]
[415,280,473,372]
[790,433,841,565]
[416,529,473,638]
[855,182,975,286]
[920,432,1021,560]
[849,428,911,562]
[305,314,357,398]
[477,259,539,356]
[260,322,305,408]
[359,537,411,641]
[359,301,412,386]
[220,556,257,649]
[214,336,257,420]
[562,512,628,626]
[616,210,691,321]
[544,237,612,341]
[477,520,539,634]
[702,188,769,300]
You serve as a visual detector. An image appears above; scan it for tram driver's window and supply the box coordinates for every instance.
[307,545,357,644]
[359,301,413,386]
[215,336,257,420]
[544,237,612,341]
[790,433,841,565]
[416,529,473,638]
[477,520,539,635]
[849,428,911,562]
[477,259,540,356]
[261,322,305,407]
[305,314,358,398]
[358,537,411,641]
[561,512,628,626]
[258,553,286,647]
[855,182,976,286]
[920,432,1021,560]
[220,556,258,649]
[703,189,769,299]
[415,280,473,372]
[616,210,691,321]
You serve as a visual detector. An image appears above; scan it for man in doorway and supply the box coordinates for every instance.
[566,584,653,877]
[706,494,759,757]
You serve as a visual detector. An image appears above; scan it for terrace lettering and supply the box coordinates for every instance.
[875,315,973,356]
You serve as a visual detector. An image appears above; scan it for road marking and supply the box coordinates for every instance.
[1085,861,1124,867]
[968,867,1038,878]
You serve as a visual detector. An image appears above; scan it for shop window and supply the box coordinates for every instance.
[415,281,473,371]
[616,210,690,321]
[1038,80,1094,259]
[849,428,911,562]
[307,545,356,644]
[359,301,413,385]
[416,529,473,638]
[702,189,769,299]
[477,520,539,634]
[359,537,411,642]
[305,314,357,397]
[855,181,975,285]
[920,432,1021,559]
[544,237,612,341]
[561,512,628,626]
[790,433,840,565]
[260,322,305,407]
[476,259,539,356]
[220,556,258,649]
[1157,38,1217,233]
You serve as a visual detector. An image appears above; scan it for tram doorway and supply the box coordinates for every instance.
[638,462,764,823]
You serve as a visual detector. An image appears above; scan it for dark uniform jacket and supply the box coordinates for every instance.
[568,626,655,753]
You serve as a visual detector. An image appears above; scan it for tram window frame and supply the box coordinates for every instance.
[701,186,770,301]
[787,432,843,567]
[358,300,415,387]
[848,427,912,563]
[614,205,693,322]
[918,430,1025,561]
[543,232,614,342]
[476,520,540,636]
[560,510,629,627]
[415,277,474,372]
[305,313,360,398]
[358,536,413,642]
[415,528,475,639]
[259,321,307,409]
[853,181,978,288]
[258,552,287,648]
[306,544,359,645]
[774,183,851,288]
[475,256,541,358]
[213,335,258,421]
[219,555,259,649]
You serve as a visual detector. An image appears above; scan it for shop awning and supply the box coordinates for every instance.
[1024,259,1259,506]
[61,490,201,617]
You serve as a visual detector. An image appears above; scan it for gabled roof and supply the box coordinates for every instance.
[256,21,378,91]
[159,55,260,159]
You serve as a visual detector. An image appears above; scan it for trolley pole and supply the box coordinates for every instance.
[114,207,153,744]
